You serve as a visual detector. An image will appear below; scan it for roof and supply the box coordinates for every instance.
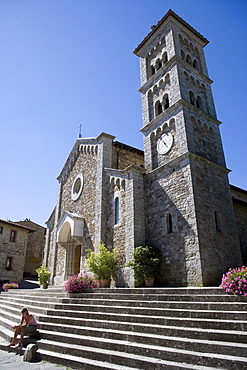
[0,219,35,232]
[134,9,209,55]
[113,141,144,156]
[15,219,46,230]
[230,184,247,195]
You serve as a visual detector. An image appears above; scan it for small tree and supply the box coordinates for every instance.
[127,244,162,282]
[86,243,119,280]
[36,265,50,285]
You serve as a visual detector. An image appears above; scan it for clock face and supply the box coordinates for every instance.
[157,132,174,155]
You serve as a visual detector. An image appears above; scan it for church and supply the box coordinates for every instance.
[44,10,247,287]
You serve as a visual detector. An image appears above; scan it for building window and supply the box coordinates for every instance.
[150,65,155,76]
[155,101,162,116]
[0,226,3,234]
[156,59,162,71]
[162,51,168,64]
[115,197,120,225]
[196,96,203,110]
[189,91,195,106]
[163,94,169,110]
[71,173,84,201]
[6,256,13,271]
[10,230,16,242]
[167,213,173,234]
[214,211,221,232]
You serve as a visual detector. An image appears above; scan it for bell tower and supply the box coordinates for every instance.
[134,10,242,286]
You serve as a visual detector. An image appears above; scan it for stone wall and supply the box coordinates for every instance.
[231,186,247,265]
[145,157,201,287]
[16,220,46,277]
[0,221,32,283]
[191,156,242,284]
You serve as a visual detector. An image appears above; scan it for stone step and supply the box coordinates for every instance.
[4,286,226,296]
[39,318,247,345]
[39,313,247,344]
[3,296,247,324]
[65,293,247,302]
[55,299,247,312]
[42,307,247,331]
[3,295,247,324]
[30,337,247,369]
[3,290,247,308]
[1,298,247,333]
[0,339,139,370]
[2,296,247,335]
[1,287,247,369]
[32,346,219,370]
[39,325,247,358]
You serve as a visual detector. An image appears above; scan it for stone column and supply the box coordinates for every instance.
[94,133,115,247]
[50,181,62,284]
[125,166,145,286]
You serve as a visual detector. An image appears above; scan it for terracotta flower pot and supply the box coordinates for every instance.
[42,283,49,289]
[99,279,111,288]
[145,277,155,287]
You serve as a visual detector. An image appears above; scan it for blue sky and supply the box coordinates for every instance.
[0,0,246,227]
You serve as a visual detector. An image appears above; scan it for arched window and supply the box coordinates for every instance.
[189,91,195,106]
[196,96,203,110]
[115,197,120,225]
[163,94,169,110]
[167,213,173,234]
[156,59,162,71]
[150,65,155,76]
[186,54,192,65]
[162,52,168,64]
[181,50,185,60]
[193,59,199,70]
[155,101,163,116]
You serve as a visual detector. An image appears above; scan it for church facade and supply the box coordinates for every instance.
[44,10,247,287]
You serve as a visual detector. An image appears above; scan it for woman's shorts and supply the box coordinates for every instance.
[23,326,37,335]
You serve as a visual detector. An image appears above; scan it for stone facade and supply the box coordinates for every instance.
[231,186,247,265]
[15,220,46,277]
[0,220,34,283]
[44,10,247,287]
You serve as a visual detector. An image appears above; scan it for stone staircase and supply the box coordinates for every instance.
[0,286,247,369]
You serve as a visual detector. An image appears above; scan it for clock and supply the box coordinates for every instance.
[157,132,174,155]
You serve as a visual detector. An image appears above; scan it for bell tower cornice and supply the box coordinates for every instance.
[134,9,208,57]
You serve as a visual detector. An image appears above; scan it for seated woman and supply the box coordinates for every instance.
[7,307,37,348]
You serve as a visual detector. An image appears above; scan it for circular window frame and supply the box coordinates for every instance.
[71,173,84,201]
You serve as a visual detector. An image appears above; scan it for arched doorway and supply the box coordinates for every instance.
[56,212,84,279]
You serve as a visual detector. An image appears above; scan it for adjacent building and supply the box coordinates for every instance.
[0,219,45,283]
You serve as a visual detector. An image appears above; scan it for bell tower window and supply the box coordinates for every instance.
[155,101,163,116]
[196,96,203,110]
[163,94,169,110]
[189,91,195,105]
[166,213,173,234]
[150,65,155,76]
[114,197,120,225]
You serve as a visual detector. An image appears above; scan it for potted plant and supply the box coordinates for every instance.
[220,266,247,295]
[127,244,162,287]
[86,243,119,287]
[64,273,99,293]
[36,265,50,289]
[2,282,19,292]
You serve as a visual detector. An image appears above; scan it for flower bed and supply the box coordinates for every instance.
[220,266,247,295]
[3,282,19,290]
[64,273,99,293]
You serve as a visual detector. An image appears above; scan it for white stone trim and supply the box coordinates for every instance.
[71,173,84,201]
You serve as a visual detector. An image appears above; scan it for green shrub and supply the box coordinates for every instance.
[127,244,162,282]
[36,265,50,285]
[86,243,119,279]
